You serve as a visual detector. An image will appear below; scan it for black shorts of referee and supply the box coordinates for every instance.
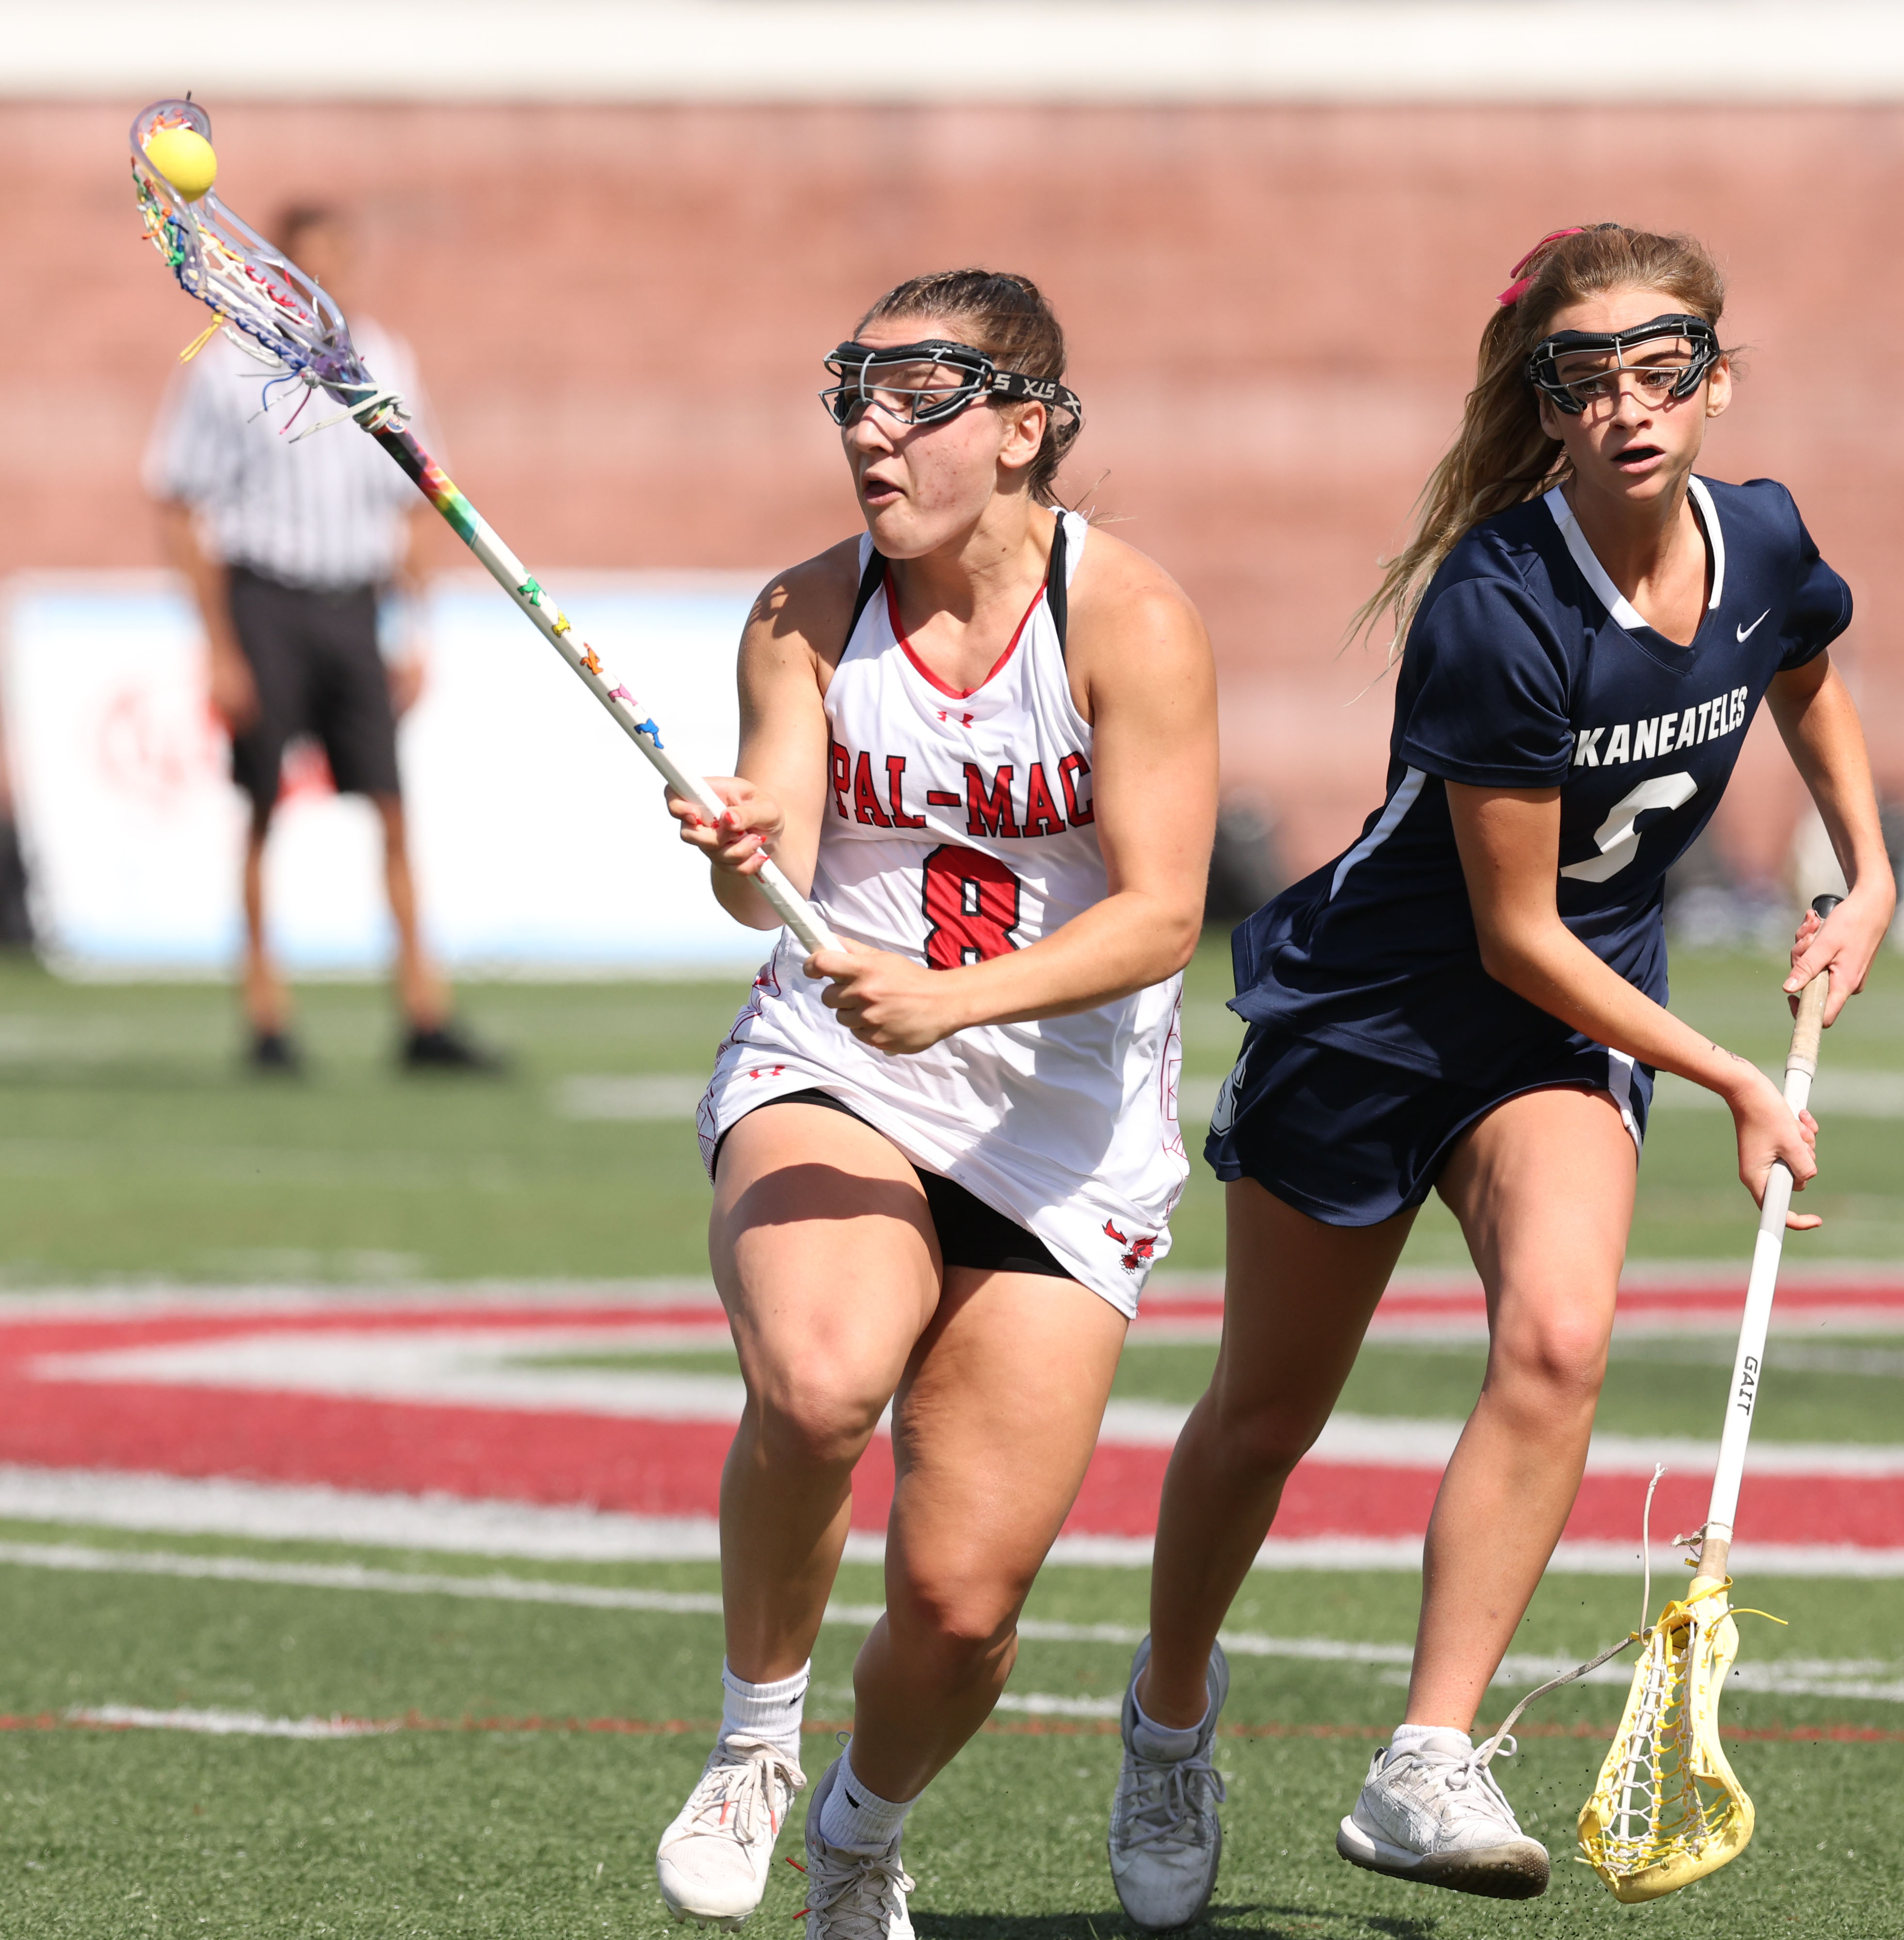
[227,565,402,819]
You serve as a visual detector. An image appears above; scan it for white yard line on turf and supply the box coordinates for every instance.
[6,1542,1898,1710]
[0,1467,1901,1574]
[69,1705,395,1738]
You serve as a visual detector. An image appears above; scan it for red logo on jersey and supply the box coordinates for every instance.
[1102,1219,1158,1274]
[937,710,975,728]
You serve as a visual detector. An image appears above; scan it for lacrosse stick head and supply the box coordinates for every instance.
[130,99,375,402]
[1577,1578,1754,1902]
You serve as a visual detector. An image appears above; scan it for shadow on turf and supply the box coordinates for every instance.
[916,1909,1436,1940]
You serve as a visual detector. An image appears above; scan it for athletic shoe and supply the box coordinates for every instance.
[1107,1636,1230,1931]
[656,1732,806,1927]
[797,1757,915,1940]
[248,1029,303,1075]
[1336,1730,1549,1899]
[400,1021,506,1073]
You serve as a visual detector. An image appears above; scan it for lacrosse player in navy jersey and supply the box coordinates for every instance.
[1104,224,1896,1922]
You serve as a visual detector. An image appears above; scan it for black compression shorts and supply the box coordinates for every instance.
[715,1087,1073,1279]
[226,566,402,815]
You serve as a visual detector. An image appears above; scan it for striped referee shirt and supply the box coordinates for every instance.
[144,319,432,591]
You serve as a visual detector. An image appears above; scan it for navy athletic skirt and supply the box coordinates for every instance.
[1204,1024,1652,1228]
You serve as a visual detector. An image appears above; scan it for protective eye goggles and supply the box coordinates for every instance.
[820,339,1083,431]
[1526,314,1721,415]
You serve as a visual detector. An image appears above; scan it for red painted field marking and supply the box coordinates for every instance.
[0,1286,1898,1551]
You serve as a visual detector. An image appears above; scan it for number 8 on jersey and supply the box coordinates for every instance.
[922,845,1022,967]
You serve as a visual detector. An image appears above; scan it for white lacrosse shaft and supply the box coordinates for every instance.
[1696,891,1841,1585]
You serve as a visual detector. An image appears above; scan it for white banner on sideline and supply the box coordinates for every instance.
[1,570,772,975]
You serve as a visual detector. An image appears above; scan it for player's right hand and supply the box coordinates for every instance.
[1728,1062,1821,1229]
[208,645,259,734]
[667,776,782,877]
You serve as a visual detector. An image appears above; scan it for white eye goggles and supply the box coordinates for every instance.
[821,339,1083,431]
[1526,313,1721,415]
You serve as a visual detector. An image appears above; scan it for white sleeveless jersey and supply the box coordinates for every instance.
[697,511,1187,1315]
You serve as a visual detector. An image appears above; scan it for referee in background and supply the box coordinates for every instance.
[147,204,497,1074]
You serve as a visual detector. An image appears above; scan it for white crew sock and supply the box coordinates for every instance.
[719,1660,809,1763]
[1130,1690,1206,1762]
[1389,1723,1473,1762]
[818,1746,915,1855]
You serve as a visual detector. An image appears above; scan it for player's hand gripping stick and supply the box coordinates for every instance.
[128,98,837,958]
[1695,890,1840,1589]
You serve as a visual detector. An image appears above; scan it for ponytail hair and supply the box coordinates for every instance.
[856,270,1078,505]
[1353,224,1728,658]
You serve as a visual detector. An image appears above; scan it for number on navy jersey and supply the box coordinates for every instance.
[922,844,1021,966]
[1560,773,1698,884]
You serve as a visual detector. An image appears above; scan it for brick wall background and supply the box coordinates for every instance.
[9,98,1901,879]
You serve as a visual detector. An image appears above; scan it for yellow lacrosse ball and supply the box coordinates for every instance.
[143,126,218,201]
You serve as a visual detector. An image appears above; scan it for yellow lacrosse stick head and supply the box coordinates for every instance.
[1577,1577,1754,1902]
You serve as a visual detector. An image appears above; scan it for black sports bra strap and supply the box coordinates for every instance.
[845,545,886,648]
[1047,512,1069,658]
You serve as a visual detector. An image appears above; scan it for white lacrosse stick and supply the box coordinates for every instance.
[1578,891,1839,1901]
[129,97,836,956]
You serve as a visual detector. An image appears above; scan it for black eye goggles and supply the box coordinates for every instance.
[1526,313,1721,415]
[820,339,1083,431]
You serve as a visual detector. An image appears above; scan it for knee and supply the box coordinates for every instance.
[1491,1309,1609,1411]
[746,1361,887,1470]
[1197,1387,1330,1484]
[885,1565,1018,1682]
[374,797,408,855]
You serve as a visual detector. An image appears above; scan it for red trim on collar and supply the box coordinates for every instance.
[887,572,1047,701]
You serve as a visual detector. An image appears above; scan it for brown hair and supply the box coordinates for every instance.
[1354,223,1727,658]
[856,270,1078,504]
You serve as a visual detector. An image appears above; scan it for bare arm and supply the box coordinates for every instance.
[1766,653,1896,1023]
[156,498,256,731]
[1446,780,1821,1224]
[665,550,846,931]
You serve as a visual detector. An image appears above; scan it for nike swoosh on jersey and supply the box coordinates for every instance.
[1737,609,1770,642]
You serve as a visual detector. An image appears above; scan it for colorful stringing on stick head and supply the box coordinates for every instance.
[1576,1579,1754,1902]
[129,99,403,434]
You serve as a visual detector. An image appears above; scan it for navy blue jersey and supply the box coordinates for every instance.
[1233,476,1850,1085]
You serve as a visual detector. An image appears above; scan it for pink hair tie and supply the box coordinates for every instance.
[1497,227,1586,307]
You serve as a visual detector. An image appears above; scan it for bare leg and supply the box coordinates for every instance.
[240,807,289,1035]
[1138,1179,1414,1728]
[846,1263,1127,1802]
[712,1105,942,1682]
[372,792,449,1030]
[1406,1085,1636,1730]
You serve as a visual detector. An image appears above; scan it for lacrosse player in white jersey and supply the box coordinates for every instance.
[651,270,1217,1938]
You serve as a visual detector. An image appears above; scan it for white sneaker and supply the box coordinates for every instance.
[1336,1730,1549,1900]
[797,1757,915,1940]
[657,1732,806,1927]
[1107,1636,1230,1931]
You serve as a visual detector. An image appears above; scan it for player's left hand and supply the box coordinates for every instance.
[807,940,966,1055]
[1786,884,1896,1026]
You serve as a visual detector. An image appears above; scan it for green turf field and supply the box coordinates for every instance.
[0,1526,1896,1937]
[0,938,1900,1283]
[0,940,1899,1935]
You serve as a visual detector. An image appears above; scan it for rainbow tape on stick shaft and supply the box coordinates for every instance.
[128,97,834,956]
